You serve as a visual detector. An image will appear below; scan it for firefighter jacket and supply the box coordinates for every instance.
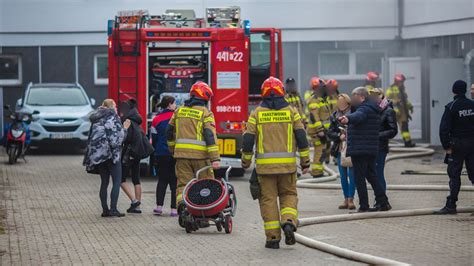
[166,98,220,162]
[241,97,310,175]
[326,94,339,114]
[386,84,413,123]
[285,91,307,121]
[307,95,332,136]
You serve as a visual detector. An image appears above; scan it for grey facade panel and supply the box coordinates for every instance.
[1,46,39,107]
[42,46,75,83]
[282,42,298,85]
[78,46,108,105]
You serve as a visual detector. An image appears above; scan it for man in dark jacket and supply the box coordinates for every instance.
[339,87,391,212]
[435,80,474,215]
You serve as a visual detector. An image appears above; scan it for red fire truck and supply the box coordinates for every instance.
[107,7,283,175]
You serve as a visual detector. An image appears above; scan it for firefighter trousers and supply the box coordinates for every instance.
[311,136,326,176]
[399,121,412,143]
[175,158,214,206]
[258,173,298,241]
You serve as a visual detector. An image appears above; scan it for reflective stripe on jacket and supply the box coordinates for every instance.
[167,105,220,161]
[242,105,310,175]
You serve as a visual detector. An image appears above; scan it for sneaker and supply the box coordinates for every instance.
[153,206,163,215]
[265,240,280,249]
[109,210,125,217]
[282,224,296,245]
[127,202,142,213]
[170,209,178,217]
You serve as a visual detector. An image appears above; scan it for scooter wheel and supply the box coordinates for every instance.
[224,215,232,234]
[216,222,223,232]
[178,215,185,228]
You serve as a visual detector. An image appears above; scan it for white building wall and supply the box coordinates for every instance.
[402,0,474,39]
[0,0,398,45]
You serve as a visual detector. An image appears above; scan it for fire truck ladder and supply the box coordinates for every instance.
[114,17,143,105]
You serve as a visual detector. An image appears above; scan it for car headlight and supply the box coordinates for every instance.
[11,129,24,138]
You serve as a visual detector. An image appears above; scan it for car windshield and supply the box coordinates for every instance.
[26,87,88,106]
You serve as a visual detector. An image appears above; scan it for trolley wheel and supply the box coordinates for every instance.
[216,222,223,232]
[185,222,193,234]
[223,215,232,234]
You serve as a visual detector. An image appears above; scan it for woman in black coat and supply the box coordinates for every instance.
[372,88,398,192]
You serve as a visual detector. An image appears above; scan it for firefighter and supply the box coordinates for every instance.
[364,71,380,94]
[166,81,220,221]
[386,74,415,147]
[307,77,331,177]
[242,77,310,249]
[325,79,339,164]
[284,77,307,123]
[326,79,340,113]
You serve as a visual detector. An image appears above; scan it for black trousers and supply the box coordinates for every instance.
[155,155,177,208]
[121,159,141,185]
[351,155,388,209]
[447,139,474,204]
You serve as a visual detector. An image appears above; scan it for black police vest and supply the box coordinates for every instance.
[446,95,474,139]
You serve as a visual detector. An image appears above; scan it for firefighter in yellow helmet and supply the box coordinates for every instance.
[242,76,310,249]
[386,74,415,147]
[166,81,220,226]
[307,77,331,177]
[284,77,307,123]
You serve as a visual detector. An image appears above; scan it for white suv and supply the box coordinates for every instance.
[16,83,95,148]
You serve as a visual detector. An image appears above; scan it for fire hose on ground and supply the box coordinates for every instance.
[294,144,474,265]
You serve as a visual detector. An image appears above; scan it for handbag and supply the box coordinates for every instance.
[340,141,353,168]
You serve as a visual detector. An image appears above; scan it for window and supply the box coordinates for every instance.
[0,55,22,86]
[250,32,270,67]
[319,53,350,75]
[356,52,384,75]
[26,87,88,106]
[94,54,108,85]
[319,50,385,79]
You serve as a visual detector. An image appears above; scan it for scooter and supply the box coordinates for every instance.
[3,105,37,164]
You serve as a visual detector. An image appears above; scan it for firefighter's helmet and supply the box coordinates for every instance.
[261,76,285,97]
[310,76,324,90]
[366,72,379,82]
[394,73,406,83]
[190,81,213,101]
[326,79,339,91]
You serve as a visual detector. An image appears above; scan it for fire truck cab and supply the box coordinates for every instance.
[107,7,283,175]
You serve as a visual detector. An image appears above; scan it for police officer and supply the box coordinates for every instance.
[307,77,331,177]
[386,74,415,147]
[284,77,307,123]
[166,81,220,223]
[435,80,474,215]
[242,77,310,249]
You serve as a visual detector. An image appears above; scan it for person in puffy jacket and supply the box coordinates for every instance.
[371,88,398,192]
[151,96,178,216]
[327,94,356,210]
[83,99,130,217]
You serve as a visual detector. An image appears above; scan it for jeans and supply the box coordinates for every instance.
[337,153,355,198]
[352,155,389,210]
[98,160,122,212]
[375,151,388,192]
[155,155,177,208]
